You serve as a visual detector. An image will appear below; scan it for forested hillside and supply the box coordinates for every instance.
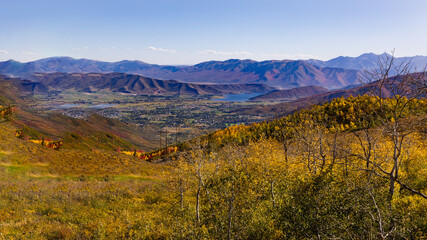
[169,94,427,239]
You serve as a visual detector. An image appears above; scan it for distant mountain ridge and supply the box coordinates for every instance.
[0,57,358,89]
[307,53,427,71]
[1,53,425,89]
[23,72,275,95]
[157,59,361,89]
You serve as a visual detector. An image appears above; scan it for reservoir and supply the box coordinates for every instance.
[212,93,263,102]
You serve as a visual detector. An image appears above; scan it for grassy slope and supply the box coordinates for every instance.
[0,121,173,239]
[14,110,159,151]
[0,121,166,176]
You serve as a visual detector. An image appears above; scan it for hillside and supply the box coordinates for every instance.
[0,121,163,175]
[15,110,159,151]
[23,72,275,95]
[0,111,171,238]
[0,75,27,105]
[165,94,427,239]
[249,85,329,101]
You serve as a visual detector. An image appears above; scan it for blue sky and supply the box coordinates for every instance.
[1,0,426,64]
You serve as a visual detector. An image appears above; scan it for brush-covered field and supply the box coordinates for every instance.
[0,122,175,239]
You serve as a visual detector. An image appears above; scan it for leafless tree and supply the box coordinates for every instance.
[360,51,427,200]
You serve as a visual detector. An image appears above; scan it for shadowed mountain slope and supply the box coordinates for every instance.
[23,72,275,95]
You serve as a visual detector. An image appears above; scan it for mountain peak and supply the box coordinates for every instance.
[358,52,378,58]
[36,56,77,62]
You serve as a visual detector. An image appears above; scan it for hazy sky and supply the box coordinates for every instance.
[1,0,426,64]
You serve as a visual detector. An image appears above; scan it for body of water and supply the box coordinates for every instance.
[56,104,116,109]
[57,104,81,108]
[212,93,263,102]
[90,104,117,109]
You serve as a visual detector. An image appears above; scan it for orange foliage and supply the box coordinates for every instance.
[16,129,63,150]
[122,146,179,161]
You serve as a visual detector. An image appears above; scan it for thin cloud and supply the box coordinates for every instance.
[0,49,8,55]
[146,46,176,54]
[198,49,253,56]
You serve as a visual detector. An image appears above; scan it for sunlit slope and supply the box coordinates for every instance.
[202,95,427,147]
[14,110,159,151]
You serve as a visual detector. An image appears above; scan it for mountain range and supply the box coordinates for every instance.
[306,53,427,71]
[21,72,275,95]
[1,53,425,90]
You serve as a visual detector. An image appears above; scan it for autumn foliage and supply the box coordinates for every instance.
[0,105,12,120]
[205,95,427,147]
[1,94,426,239]
[121,146,179,161]
[16,129,63,150]
[168,94,427,239]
